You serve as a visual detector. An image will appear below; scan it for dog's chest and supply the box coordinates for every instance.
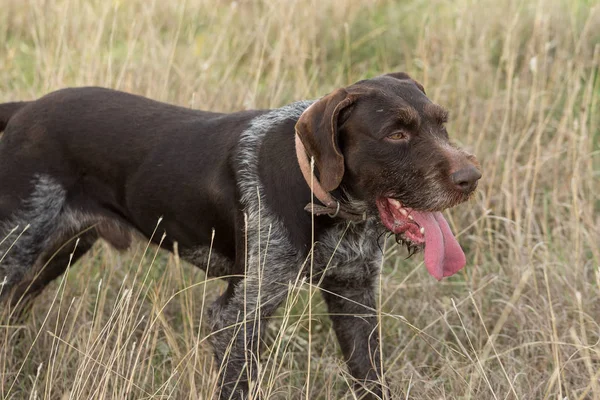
[312,220,383,283]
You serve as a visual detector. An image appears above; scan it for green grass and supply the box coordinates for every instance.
[1,0,599,399]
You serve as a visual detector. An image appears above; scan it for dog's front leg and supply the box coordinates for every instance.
[209,248,299,399]
[321,276,389,399]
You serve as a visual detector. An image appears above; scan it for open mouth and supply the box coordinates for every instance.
[376,197,466,280]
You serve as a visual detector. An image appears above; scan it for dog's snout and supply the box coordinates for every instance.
[450,165,481,193]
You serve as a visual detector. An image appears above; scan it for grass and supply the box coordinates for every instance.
[1,0,599,398]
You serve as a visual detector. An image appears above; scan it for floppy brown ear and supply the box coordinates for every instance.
[295,88,354,192]
[385,72,426,94]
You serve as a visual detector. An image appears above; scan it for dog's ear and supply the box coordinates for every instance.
[295,88,354,192]
[386,72,426,94]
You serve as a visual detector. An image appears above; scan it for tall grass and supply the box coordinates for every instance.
[1,0,599,398]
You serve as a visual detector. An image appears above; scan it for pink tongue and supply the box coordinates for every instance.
[410,211,466,280]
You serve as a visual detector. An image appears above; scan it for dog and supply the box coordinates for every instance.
[0,72,480,399]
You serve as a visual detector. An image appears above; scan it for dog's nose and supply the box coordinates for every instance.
[450,165,481,193]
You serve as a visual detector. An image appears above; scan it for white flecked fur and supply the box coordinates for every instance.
[0,175,67,291]
[0,175,132,301]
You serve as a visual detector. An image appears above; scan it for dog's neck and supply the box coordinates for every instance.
[294,133,365,222]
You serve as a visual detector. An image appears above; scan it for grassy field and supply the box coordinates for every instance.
[1,0,599,398]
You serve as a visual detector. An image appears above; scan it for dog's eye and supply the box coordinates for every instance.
[387,131,408,141]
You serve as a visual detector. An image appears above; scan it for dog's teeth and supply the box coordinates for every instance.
[389,199,401,209]
[408,215,414,221]
[420,227,425,234]
[399,208,408,216]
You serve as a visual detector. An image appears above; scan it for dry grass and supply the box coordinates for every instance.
[1,0,599,398]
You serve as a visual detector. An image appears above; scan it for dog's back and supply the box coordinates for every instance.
[0,101,30,133]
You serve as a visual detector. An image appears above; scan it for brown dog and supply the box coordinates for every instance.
[0,73,480,399]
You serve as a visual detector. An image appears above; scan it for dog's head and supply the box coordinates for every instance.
[296,72,481,280]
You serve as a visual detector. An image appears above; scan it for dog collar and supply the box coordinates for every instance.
[294,133,365,221]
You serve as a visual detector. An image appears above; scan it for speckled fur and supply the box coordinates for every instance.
[0,175,66,297]
[0,175,132,306]
[209,102,312,399]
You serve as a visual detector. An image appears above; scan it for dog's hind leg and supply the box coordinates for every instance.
[0,175,68,301]
[0,175,99,318]
[4,230,98,320]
